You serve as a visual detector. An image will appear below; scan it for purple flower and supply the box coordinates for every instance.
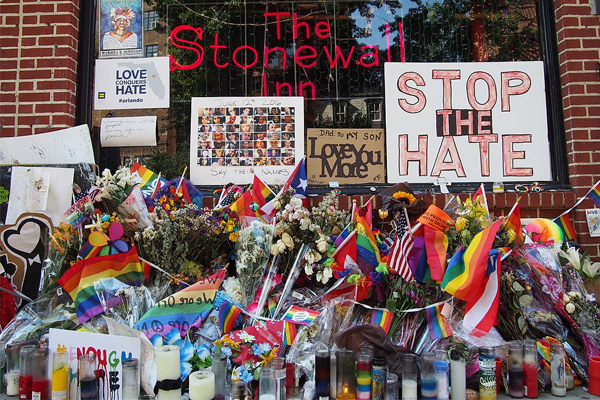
[540,274,561,301]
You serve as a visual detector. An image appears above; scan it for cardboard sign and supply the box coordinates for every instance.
[94,57,170,110]
[101,116,157,147]
[98,0,143,58]
[384,61,552,184]
[189,97,305,185]
[48,329,141,400]
[307,128,385,185]
[0,125,95,166]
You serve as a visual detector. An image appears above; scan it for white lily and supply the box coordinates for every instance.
[560,246,581,271]
[582,258,600,280]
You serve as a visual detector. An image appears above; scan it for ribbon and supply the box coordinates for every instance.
[154,379,182,394]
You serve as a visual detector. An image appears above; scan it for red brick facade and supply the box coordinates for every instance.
[0,0,598,256]
[0,0,80,137]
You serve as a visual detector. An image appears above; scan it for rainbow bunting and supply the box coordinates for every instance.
[587,181,600,207]
[554,214,577,241]
[136,269,226,338]
[282,305,320,326]
[441,220,502,301]
[426,304,453,340]
[57,246,147,323]
[219,300,242,334]
[370,309,394,334]
[283,321,297,346]
[130,163,167,197]
[424,226,449,282]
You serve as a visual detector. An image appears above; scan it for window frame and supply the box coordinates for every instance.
[144,10,159,31]
[144,44,159,58]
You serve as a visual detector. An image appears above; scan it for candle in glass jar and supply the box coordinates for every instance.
[450,357,466,400]
[211,354,227,400]
[335,350,356,400]
[189,370,215,400]
[6,342,22,397]
[402,354,417,400]
[479,347,497,400]
[19,345,36,400]
[154,345,180,400]
[51,350,68,400]
[315,349,330,400]
[121,359,139,400]
[32,348,49,400]
[508,342,524,398]
[550,343,566,397]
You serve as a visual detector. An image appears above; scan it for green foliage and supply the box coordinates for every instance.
[144,143,190,180]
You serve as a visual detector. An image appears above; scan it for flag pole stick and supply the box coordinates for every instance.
[175,166,188,192]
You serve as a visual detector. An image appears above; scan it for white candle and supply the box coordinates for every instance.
[401,379,417,400]
[155,345,181,400]
[7,370,20,396]
[189,370,215,400]
[450,359,466,400]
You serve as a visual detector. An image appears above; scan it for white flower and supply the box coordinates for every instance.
[316,266,333,284]
[300,218,311,230]
[304,263,313,276]
[560,247,582,271]
[273,200,282,210]
[566,302,576,314]
[567,291,582,299]
[582,258,600,280]
[281,232,294,249]
[223,277,243,304]
[290,197,302,207]
[316,234,329,253]
[271,243,280,255]
[239,331,255,343]
[562,293,571,303]
[277,240,286,253]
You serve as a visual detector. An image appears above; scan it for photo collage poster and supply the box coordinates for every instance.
[190,97,304,185]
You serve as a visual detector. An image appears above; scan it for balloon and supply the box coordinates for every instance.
[378,209,389,219]
[525,218,564,244]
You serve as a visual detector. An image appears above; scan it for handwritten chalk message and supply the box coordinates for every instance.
[307,128,385,185]
[384,61,552,183]
[101,116,157,147]
[189,96,304,185]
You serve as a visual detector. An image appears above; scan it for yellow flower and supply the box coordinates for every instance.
[392,191,416,205]
[455,217,468,232]
[260,347,278,365]
[214,337,241,349]
[507,229,516,244]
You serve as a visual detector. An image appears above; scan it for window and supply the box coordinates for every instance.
[145,44,158,58]
[144,10,159,31]
[334,102,347,124]
[368,101,382,122]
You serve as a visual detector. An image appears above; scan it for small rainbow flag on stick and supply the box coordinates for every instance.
[219,300,242,334]
[283,321,298,346]
[587,180,600,208]
[554,214,577,241]
[370,309,394,334]
[425,304,453,340]
[282,306,320,326]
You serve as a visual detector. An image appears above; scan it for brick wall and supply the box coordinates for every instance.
[0,0,80,137]
[554,0,600,258]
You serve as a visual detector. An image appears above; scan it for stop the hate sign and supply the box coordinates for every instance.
[384,61,552,184]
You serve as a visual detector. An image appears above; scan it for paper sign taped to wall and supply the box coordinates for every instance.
[101,116,157,147]
[0,125,95,165]
[307,128,385,185]
[6,166,74,225]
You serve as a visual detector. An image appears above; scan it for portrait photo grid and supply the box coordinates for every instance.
[196,106,297,168]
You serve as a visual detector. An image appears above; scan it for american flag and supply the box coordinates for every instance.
[216,188,236,208]
[388,209,414,281]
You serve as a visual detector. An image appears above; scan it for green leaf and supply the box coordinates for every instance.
[386,298,397,312]
[512,281,525,292]
[517,316,527,334]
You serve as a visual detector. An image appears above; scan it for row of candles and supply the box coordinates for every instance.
[2,339,570,400]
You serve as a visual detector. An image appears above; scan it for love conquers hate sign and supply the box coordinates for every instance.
[384,62,552,184]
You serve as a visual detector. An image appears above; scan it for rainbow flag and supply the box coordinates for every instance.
[587,181,600,207]
[57,246,147,323]
[370,309,394,334]
[252,175,275,208]
[130,163,167,197]
[355,213,381,272]
[426,304,453,339]
[219,300,242,334]
[282,305,320,326]
[136,269,226,338]
[410,236,431,283]
[283,321,297,346]
[554,214,577,241]
[504,202,524,246]
[441,220,502,301]
[424,226,449,282]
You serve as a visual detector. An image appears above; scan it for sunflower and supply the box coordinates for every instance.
[392,190,416,205]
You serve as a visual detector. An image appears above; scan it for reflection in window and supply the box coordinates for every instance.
[334,102,348,124]
[144,10,159,31]
[368,101,382,122]
[145,44,158,57]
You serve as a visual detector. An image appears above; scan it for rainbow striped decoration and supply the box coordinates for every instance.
[57,246,147,323]
[587,181,600,207]
[370,309,394,334]
[130,163,167,197]
[282,305,320,326]
[136,269,226,338]
[283,321,297,346]
[554,214,577,241]
[425,304,453,340]
[218,300,242,334]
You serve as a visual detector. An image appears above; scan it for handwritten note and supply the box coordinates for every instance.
[100,116,157,147]
[0,125,94,165]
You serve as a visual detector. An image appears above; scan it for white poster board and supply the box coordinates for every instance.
[48,328,141,400]
[101,116,157,147]
[189,97,305,185]
[94,57,170,110]
[586,209,600,237]
[384,61,552,184]
[6,167,75,225]
[0,125,94,165]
